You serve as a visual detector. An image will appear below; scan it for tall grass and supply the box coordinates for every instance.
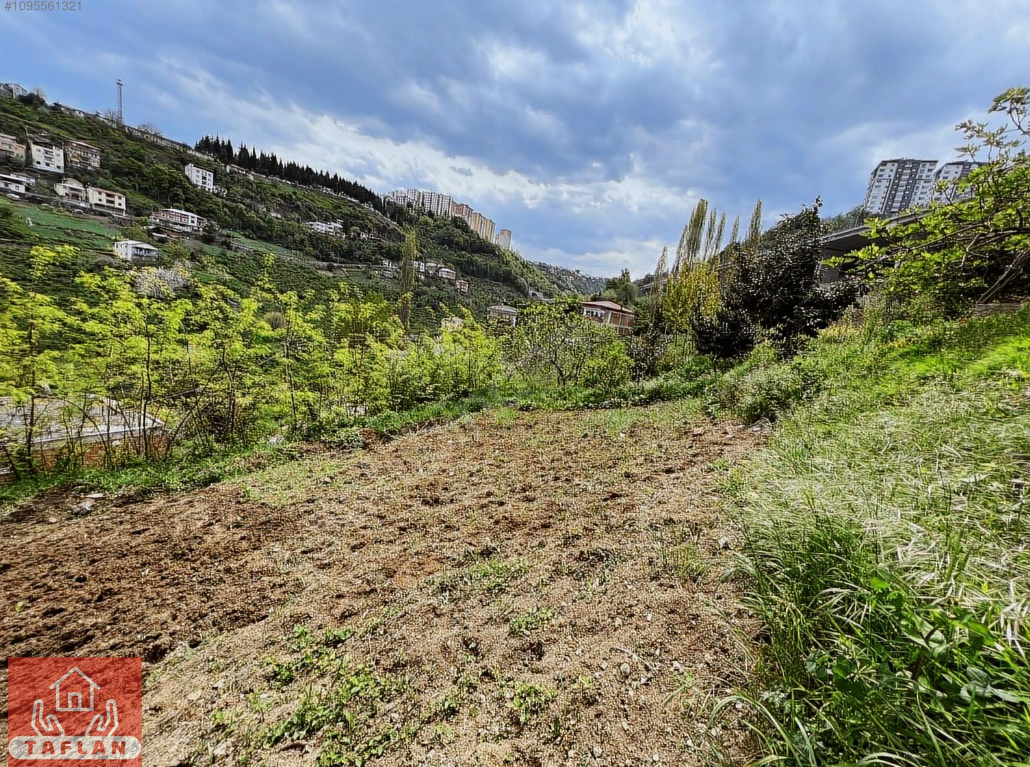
[725,310,1030,765]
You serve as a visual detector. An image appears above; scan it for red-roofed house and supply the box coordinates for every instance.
[580,300,635,335]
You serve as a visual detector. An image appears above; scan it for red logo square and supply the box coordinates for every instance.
[7,658,141,765]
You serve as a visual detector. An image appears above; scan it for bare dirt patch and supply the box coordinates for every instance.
[0,402,764,765]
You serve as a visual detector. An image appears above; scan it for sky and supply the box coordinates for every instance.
[1,0,1027,277]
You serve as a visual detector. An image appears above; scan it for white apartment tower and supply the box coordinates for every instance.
[420,191,454,217]
[862,158,937,216]
[933,161,982,203]
[495,229,512,250]
[185,163,215,192]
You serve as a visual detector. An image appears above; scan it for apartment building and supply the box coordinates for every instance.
[28,140,64,173]
[420,191,454,217]
[87,186,126,213]
[0,132,25,160]
[452,203,473,221]
[64,140,102,171]
[480,217,495,243]
[495,229,512,250]
[386,188,423,208]
[150,207,205,232]
[933,161,982,202]
[862,158,937,215]
[468,211,486,237]
[185,163,215,192]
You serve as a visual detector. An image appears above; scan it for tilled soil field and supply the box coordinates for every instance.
[1,402,763,766]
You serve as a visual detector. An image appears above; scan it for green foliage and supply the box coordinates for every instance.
[693,200,861,357]
[508,607,555,637]
[505,300,632,390]
[726,308,1030,766]
[600,268,638,307]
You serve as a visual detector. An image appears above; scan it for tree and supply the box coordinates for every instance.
[397,229,418,329]
[507,300,630,389]
[856,86,1030,309]
[692,200,861,357]
[659,199,725,334]
[601,268,637,306]
[0,246,75,474]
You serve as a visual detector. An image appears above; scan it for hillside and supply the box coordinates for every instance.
[0,97,562,323]
[533,260,607,296]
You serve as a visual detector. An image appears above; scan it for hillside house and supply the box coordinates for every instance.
[9,172,34,187]
[0,175,26,195]
[487,305,519,326]
[580,300,635,335]
[455,279,469,295]
[113,239,159,261]
[55,177,86,198]
[87,186,126,214]
[64,140,101,171]
[185,163,215,192]
[0,82,29,99]
[150,207,206,233]
[52,103,91,119]
[437,267,457,281]
[28,140,64,173]
[307,220,343,236]
[0,132,25,160]
[0,396,167,482]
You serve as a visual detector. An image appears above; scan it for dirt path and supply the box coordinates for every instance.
[0,402,763,766]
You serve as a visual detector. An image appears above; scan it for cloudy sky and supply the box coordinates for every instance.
[2,0,1026,276]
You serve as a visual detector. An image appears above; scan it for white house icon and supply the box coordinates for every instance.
[49,667,100,712]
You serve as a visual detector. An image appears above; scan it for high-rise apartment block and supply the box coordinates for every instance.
[385,189,506,245]
[495,229,512,250]
[862,158,937,215]
[933,161,982,202]
[420,191,454,217]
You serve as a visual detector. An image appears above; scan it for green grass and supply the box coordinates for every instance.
[0,442,295,512]
[722,309,1030,765]
[508,607,555,637]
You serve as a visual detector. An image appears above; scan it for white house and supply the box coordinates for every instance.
[307,221,343,236]
[113,239,159,261]
[9,172,34,187]
[55,178,87,202]
[487,305,518,326]
[150,207,205,232]
[455,279,469,295]
[87,186,126,213]
[0,83,29,99]
[29,140,64,173]
[0,175,26,195]
[437,267,457,281]
[185,163,215,192]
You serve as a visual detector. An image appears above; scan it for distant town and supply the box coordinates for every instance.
[385,188,512,251]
